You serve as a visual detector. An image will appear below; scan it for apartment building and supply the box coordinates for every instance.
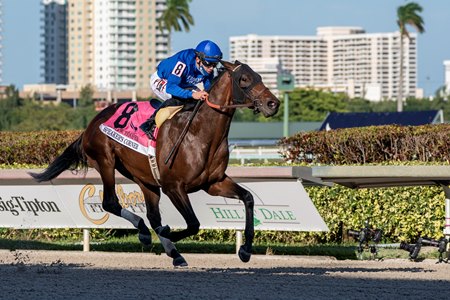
[41,0,169,92]
[41,0,67,84]
[244,57,280,93]
[230,27,418,101]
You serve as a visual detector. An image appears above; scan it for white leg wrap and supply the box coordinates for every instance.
[121,208,141,228]
[158,234,176,256]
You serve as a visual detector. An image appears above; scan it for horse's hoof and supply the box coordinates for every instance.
[173,255,188,267]
[238,246,252,263]
[138,233,152,246]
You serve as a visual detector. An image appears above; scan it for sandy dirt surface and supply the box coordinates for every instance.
[0,250,449,300]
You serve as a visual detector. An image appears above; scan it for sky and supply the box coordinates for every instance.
[2,0,449,96]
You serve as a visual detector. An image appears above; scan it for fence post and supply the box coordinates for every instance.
[236,230,243,254]
[442,184,450,254]
[83,229,90,252]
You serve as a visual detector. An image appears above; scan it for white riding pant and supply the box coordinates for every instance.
[150,72,172,101]
[150,71,203,101]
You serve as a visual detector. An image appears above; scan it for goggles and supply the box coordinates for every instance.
[201,60,218,68]
[196,50,221,68]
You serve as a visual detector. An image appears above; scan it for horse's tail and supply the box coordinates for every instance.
[29,133,88,182]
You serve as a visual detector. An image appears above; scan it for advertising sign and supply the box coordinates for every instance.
[0,181,328,232]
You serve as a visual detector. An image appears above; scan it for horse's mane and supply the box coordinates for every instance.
[206,67,228,93]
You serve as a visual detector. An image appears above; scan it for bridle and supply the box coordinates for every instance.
[205,62,269,113]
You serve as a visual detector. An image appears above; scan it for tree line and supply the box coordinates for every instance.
[0,84,448,132]
[234,88,450,123]
[0,85,97,131]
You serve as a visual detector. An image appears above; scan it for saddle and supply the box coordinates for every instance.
[155,106,183,128]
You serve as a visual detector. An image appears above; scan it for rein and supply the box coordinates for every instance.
[205,95,253,110]
[164,99,203,166]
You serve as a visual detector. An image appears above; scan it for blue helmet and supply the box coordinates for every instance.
[195,40,223,63]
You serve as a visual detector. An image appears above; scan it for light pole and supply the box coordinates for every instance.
[277,72,295,137]
[283,92,289,137]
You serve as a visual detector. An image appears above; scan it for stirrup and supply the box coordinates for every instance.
[140,121,156,141]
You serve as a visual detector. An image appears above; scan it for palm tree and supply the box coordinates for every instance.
[158,0,194,33]
[396,2,425,112]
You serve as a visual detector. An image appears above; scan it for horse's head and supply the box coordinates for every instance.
[219,60,280,117]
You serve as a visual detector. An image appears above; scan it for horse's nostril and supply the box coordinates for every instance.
[267,100,278,109]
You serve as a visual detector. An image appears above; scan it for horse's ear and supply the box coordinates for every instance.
[234,60,242,65]
[220,60,233,70]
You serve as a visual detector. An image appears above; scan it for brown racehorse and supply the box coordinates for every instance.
[30,60,280,266]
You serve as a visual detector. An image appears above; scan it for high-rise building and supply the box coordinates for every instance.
[243,57,280,94]
[41,0,169,91]
[66,0,92,89]
[41,0,68,85]
[88,0,169,91]
[230,27,418,101]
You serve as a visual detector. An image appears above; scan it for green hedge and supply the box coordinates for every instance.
[306,183,445,242]
[272,124,449,243]
[278,124,450,164]
[0,130,82,165]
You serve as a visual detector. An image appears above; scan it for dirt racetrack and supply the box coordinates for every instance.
[0,250,449,300]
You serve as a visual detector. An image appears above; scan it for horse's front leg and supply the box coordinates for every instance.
[205,175,254,263]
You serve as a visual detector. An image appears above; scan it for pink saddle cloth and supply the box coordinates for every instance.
[99,101,160,156]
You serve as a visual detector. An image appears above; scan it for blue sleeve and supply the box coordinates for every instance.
[161,57,193,99]
[166,73,193,99]
[203,74,214,91]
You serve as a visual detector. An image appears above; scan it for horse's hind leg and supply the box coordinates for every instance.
[138,183,187,267]
[205,176,254,263]
[95,160,152,246]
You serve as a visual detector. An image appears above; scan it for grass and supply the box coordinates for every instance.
[0,234,445,262]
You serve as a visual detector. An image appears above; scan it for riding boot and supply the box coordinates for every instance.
[140,98,184,141]
[140,114,157,141]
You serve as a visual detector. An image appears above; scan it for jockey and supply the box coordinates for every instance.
[140,40,223,140]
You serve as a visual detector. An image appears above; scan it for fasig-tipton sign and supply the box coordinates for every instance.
[0,181,328,232]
